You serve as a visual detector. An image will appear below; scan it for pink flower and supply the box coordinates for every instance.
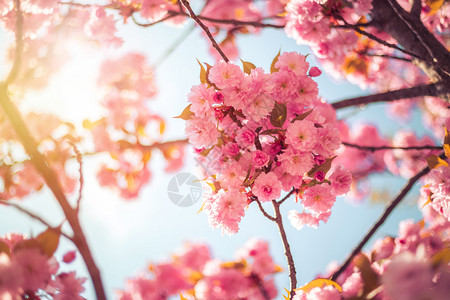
[222,142,240,157]
[288,210,331,230]
[275,52,309,76]
[382,249,433,300]
[175,243,211,271]
[62,251,76,264]
[218,160,245,189]
[13,248,53,291]
[252,172,282,202]
[185,118,219,149]
[302,185,336,214]
[208,61,244,89]
[85,7,123,47]
[328,165,352,196]
[188,84,216,117]
[204,189,248,235]
[252,150,270,167]
[53,272,87,300]
[286,120,317,152]
[278,148,314,176]
[236,128,257,147]
[315,124,340,157]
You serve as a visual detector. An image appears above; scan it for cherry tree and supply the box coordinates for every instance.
[0,0,449,299]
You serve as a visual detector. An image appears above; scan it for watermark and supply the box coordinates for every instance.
[167,172,203,207]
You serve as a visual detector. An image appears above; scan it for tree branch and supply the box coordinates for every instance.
[365,53,412,62]
[272,200,297,299]
[6,0,23,85]
[278,188,298,205]
[179,0,229,62]
[253,198,276,222]
[330,154,443,281]
[342,142,442,152]
[0,85,106,300]
[332,83,447,110]
[0,200,73,242]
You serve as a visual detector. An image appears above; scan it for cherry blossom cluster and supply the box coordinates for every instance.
[283,0,448,90]
[312,200,450,300]
[0,112,77,200]
[0,233,85,300]
[117,239,280,299]
[420,157,450,221]
[335,123,443,201]
[183,52,352,234]
[86,53,185,199]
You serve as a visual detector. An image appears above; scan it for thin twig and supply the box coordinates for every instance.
[6,0,23,85]
[131,12,177,27]
[153,24,196,69]
[69,142,84,211]
[342,142,442,152]
[272,200,297,299]
[330,153,444,281]
[365,53,412,62]
[0,85,106,300]
[0,200,73,242]
[254,198,276,221]
[278,188,298,205]
[179,0,229,62]
[332,83,445,110]
[334,21,423,60]
[250,273,271,300]
[196,14,284,28]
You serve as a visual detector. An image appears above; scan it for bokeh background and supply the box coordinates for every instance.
[0,8,432,299]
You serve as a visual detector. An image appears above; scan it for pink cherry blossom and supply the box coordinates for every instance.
[252,172,283,202]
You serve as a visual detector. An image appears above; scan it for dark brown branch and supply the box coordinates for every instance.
[254,198,276,222]
[6,0,23,85]
[0,200,73,242]
[386,0,435,65]
[196,14,284,28]
[179,0,229,62]
[331,83,446,110]
[330,154,443,281]
[410,0,422,18]
[342,142,442,152]
[0,85,106,300]
[272,200,297,299]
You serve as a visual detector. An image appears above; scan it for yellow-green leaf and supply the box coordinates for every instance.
[240,59,256,74]
[0,240,11,257]
[196,59,207,84]
[427,154,448,170]
[425,0,444,15]
[296,278,342,293]
[179,292,189,300]
[36,227,61,258]
[430,247,450,270]
[13,239,41,254]
[271,50,281,73]
[174,104,194,121]
[443,125,450,158]
[282,288,290,300]
[354,253,379,295]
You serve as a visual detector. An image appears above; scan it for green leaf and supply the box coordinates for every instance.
[426,154,448,170]
[291,108,314,123]
[307,156,337,177]
[443,125,450,158]
[270,102,287,128]
[196,59,207,84]
[271,50,281,73]
[431,247,450,270]
[36,227,61,258]
[240,59,256,74]
[174,104,194,121]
